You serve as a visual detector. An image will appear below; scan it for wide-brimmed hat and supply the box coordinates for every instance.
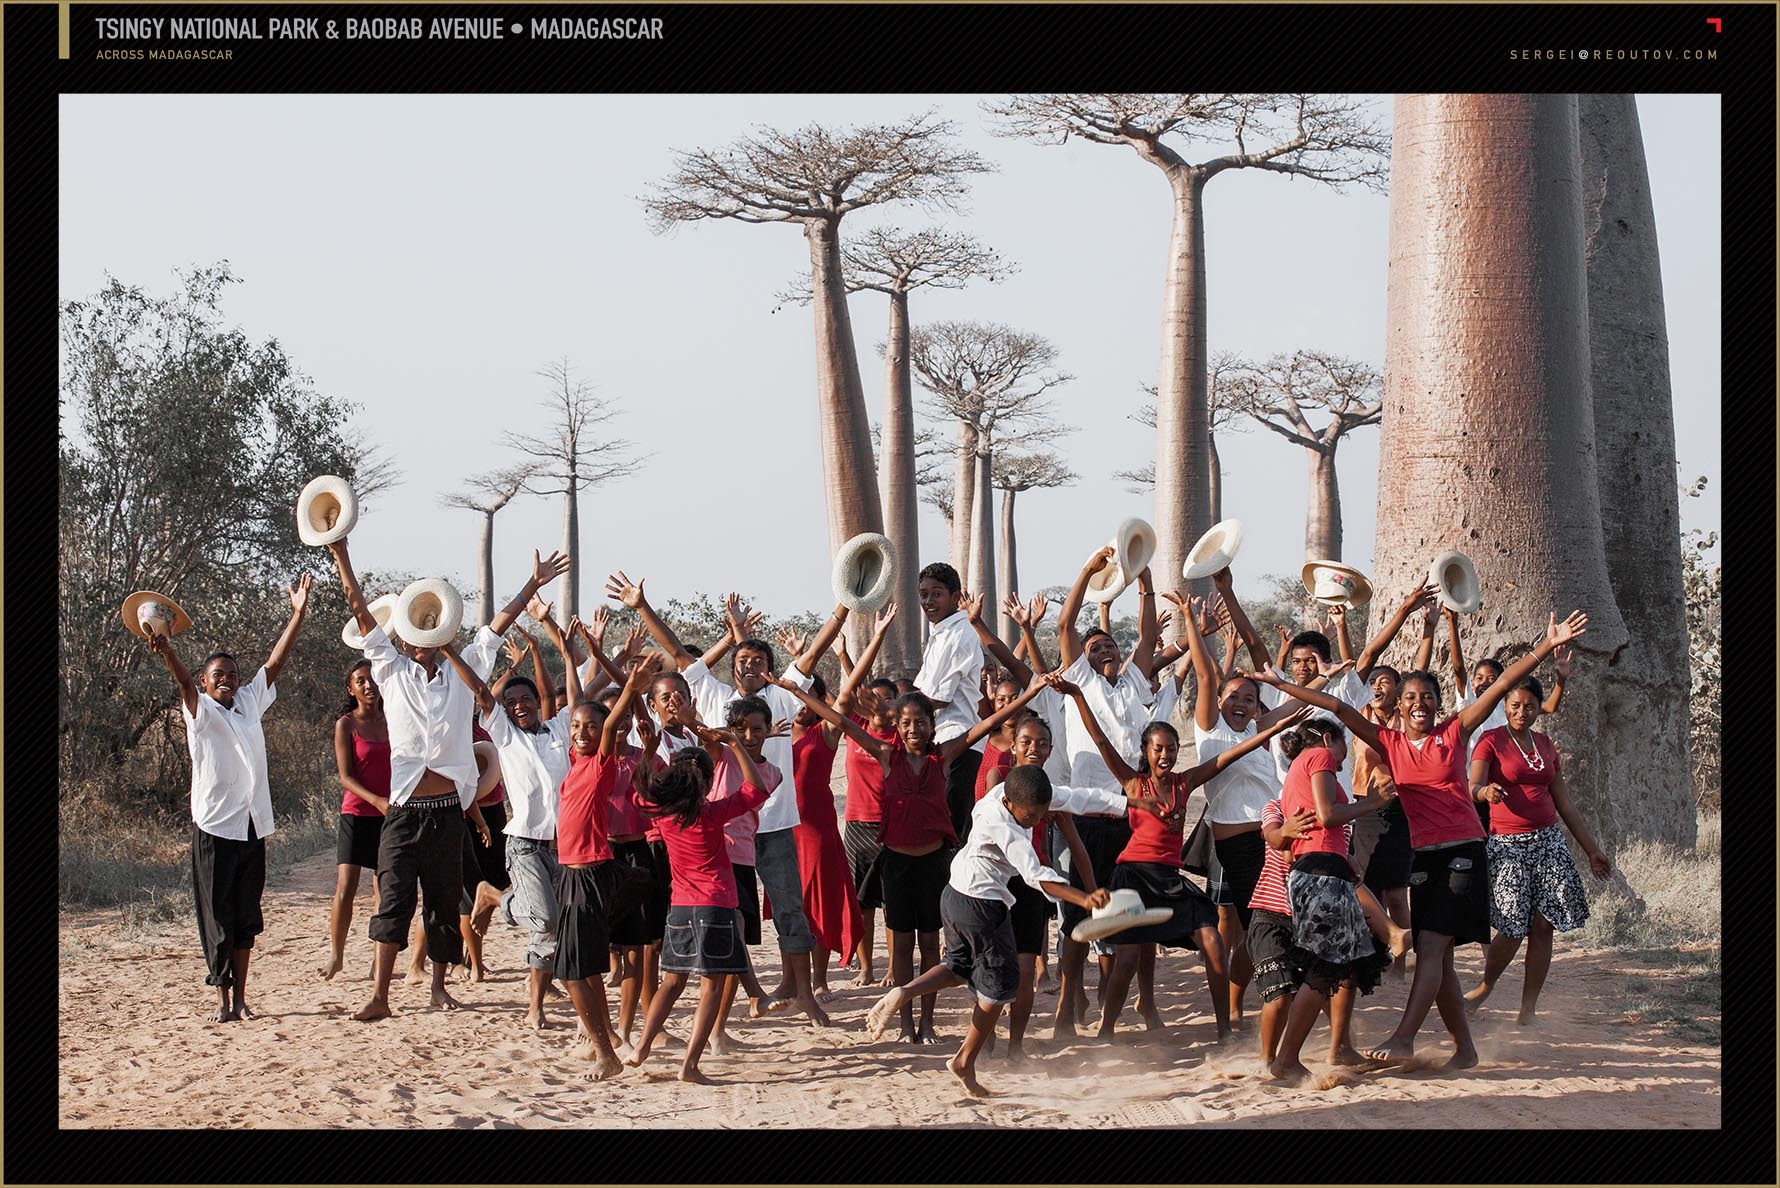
[1085,518,1156,605]
[1182,518,1247,580]
[341,593,402,650]
[394,578,463,648]
[832,532,898,614]
[1428,550,1482,614]
[473,740,503,798]
[1301,560,1373,608]
[296,475,359,547]
[122,590,193,640]
[1070,888,1175,944]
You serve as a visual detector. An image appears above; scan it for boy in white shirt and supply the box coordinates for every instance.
[864,766,1161,1095]
[912,562,986,841]
[144,575,313,1023]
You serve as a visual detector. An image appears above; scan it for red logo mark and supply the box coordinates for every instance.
[1706,17,1722,31]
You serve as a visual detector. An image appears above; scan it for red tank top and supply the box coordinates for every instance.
[340,714,390,817]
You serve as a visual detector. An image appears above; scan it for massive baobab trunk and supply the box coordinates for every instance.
[1305,450,1343,560]
[1153,173,1213,604]
[1208,434,1223,525]
[969,444,997,626]
[476,510,497,626]
[1577,94,1694,845]
[951,422,977,576]
[998,486,1019,641]
[878,289,922,677]
[1374,93,1633,844]
[561,467,580,621]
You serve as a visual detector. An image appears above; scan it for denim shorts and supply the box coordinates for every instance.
[661,905,748,976]
[502,836,560,970]
[754,826,814,954]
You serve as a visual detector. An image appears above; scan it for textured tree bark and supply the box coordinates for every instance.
[1374,93,1635,844]
[477,509,495,627]
[561,468,580,623]
[1304,449,1343,561]
[806,219,887,658]
[998,486,1018,642]
[1151,171,1213,614]
[1577,93,1694,844]
[951,421,977,577]
[879,289,921,677]
[1208,433,1223,526]
[969,443,997,638]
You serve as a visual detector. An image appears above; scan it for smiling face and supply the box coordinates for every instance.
[569,704,603,757]
[1217,676,1261,731]
[1472,660,1503,694]
[732,643,772,695]
[1370,668,1401,711]
[650,675,694,727]
[1287,645,1324,686]
[896,703,935,753]
[1504,687,1541,732]
[1143,729,1180,775]
[917,576,960,624]
[201,656,241,707]
[503,682,542,732]
[1085,632,1123,679]
[1011,718,1053,768]
[1398,674,1442,737]
[732,709,771,760]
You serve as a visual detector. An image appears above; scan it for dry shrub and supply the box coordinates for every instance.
[1579,812,1720,952]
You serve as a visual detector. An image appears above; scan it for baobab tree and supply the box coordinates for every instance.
[988,93,1389,593]
[1116,352,1247,524]
[1224,350,1382,561]
[505,358,647,622]
[645,113,992,653]
[1578,93,1693,840]
[993,448,1076,639]
[1373,93,1640,845]
[909,320,1072,622]
[789,227,1009,673]
[440,463,537,626]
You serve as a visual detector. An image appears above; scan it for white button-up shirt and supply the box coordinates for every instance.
[950,782,1129,904]
[1060,654,1154,791]
[184,666,277,840]
[364,624,502,809]
[1030,687,1079,786]
[481,704,573,841]
[1459,688,1508,767]
[1260,666,1373,789]
[914,610,985,747]
[1195,714,1283,826]
[683,658,814,834]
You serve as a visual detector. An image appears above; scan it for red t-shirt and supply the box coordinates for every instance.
[878,750,955,851]
[557,752,614,866]
[843,714,899,823]
[339,714,390,817]
[1248,799,1293,916]
[1375,716,1484,848]
[605,750,651,839]
[1281,748,1350,859]
[1117,774,1189,866]
[654,781,770,909]
[1472,726,1562,835]
[974,742,1014,802]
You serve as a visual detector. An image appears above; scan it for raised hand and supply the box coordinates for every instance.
[1003,594,1030,628]
[1155,609,1174,636]
[775,626,809,657]
[1026,592,1048,624]
[143,630,172,657]
[525,595,555,626]
[1552,644,1574,680]
[565,614,584,644]
[1547,610,1589,648]
[767,718,792,740]
[1316,656,1356,679]
[874,602,899,633]
[604,571,645,609]
[960,590,986,624]
[724,592,747,638]
[1326,603,1346,628]
[740,607,765,640]
[1083,544,1116,572]
[618,623,648,662]
[1041,670,1081,698]
[502,636,527,668]
[1273,622,1292,645]
[288,573,313,614]
[532,549,570,589]
[587,605,610,649]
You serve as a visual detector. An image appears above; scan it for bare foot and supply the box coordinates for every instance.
[800,999,834,1028]
[1387,924,1413,960]
[318,952,344,981]
[351,997,392,1022]
[543,980,567,1001]
[1363,1039,1415,1066]
[1006,1042,1027,1063]
[430,986,463,1011]
[1444,1046,1479,1071]
[865,987,907,1039]
[526,1007,551,1030]
[466,962,488,984]
[916,1022,941,1045]
[211,1004,236,1023]
[678,1065,714,1084]
[1516,1006,1538,1027]
[1330,1045,1370,1067]
[1140,1007,1166,1033]
[876,971,896,989]
[404,965,430,988]
[1228,1014,1248,1033]
[470,882,502,936]
[234,1002,257,1021]
[579,1047,625,1081]
[1269,1057,1312,1084]
[947,1053,992,1096]
[1052,1022,1078,1044]
[1463,982,1491,1016]
[1036,973,1060,995]
[622,1047,648,1069]
[711,1032,753,1057]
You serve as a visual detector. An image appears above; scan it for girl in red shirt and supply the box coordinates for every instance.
[323,659,389,982]
[1055,672,1296,1043]
[837,609,901,985]
[783,672,867,1001]
[771,673,1047,1044]
[1264,608,1589,1070]
[1464,675,1613,1024]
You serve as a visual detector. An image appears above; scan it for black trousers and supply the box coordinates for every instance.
[945,747,984,843]
[369,800,466,964]
[470,799,509,891]
[191,822,266,987]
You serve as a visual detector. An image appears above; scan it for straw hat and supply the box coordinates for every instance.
[1182,519,1247,580]
[296,475,359,547]
[1070,888,1175,943]
[341,593,402,649]
[393,578,463,648]
[473,740,503,798]
[1301,560,1374,608]
[1428,550,1482,614]
[1085,518,1157,605]
[832,532,898,614]
[122,590,193,640]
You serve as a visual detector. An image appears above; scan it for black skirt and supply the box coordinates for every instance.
[1410,840,1491,947]
[336,813,383,870]
[608,839,658,947]
[553,863,614,981]
[1105,861,1218,949]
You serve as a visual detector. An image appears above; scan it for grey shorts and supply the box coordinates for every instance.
[502,835,561,970]
[754,827,814,955]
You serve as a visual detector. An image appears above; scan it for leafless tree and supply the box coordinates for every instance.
[1221,350,1382,560]
[645,114,993,653]
[993,448,1076,638]
[1375,93,1644,846]
[505,358,648,621]
[1116,352,1247,520]
[988,93,1388,594]
[910,321,1072,623]
[440,462,539,626]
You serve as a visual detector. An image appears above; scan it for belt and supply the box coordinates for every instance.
[406,793,462,810]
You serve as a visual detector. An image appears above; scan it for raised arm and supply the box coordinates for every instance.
[545,614,581,714]
[1412,600,1437,673]
[1542,645,1572,715]
[1176,593,1224,733]
[439,641,497,715]
[1131,566,1159,679]
[1255,674,1384,753]
[605,570,696,668]
[1057,545,1116,668]
[144,631,200,716]
[1444,605,1468,698]
[946,675,1048,762]
[262,574,314,687]
[837,604,898,705]
[793,602,851,676]
[1210,566,1273,675]
[489,549,571,637]
[1008,593,1053,673]
[1459,612,1588,735]
[1354,585,1437,680]
[965,591,1029,686]
[1174,707,1302,789]
[1045,673,1138,786]
[601,656,660,758]
[1327,604,1354,665]
[768,673,892,764]
[325,538,376,635]
[575,613,631,692]
[518,624,558,717]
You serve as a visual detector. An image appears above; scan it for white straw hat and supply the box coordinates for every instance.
[832,532,898,614]
[1428,550,1482,614]
[394,578,463,648]
[341,593,402,650]
[1301,560,1374,608]
[1085,518,1156,605]
[122,590,193,640]
[1070,888,1175,943]
[473,740,503,798]
[296,475,359,547]
[1182,519,1247,580]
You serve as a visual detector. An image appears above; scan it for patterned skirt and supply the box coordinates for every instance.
[1286,852,1388,996]
[1487,822,1591,937]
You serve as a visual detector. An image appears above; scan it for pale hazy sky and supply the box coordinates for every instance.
[59,93,1721,616]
